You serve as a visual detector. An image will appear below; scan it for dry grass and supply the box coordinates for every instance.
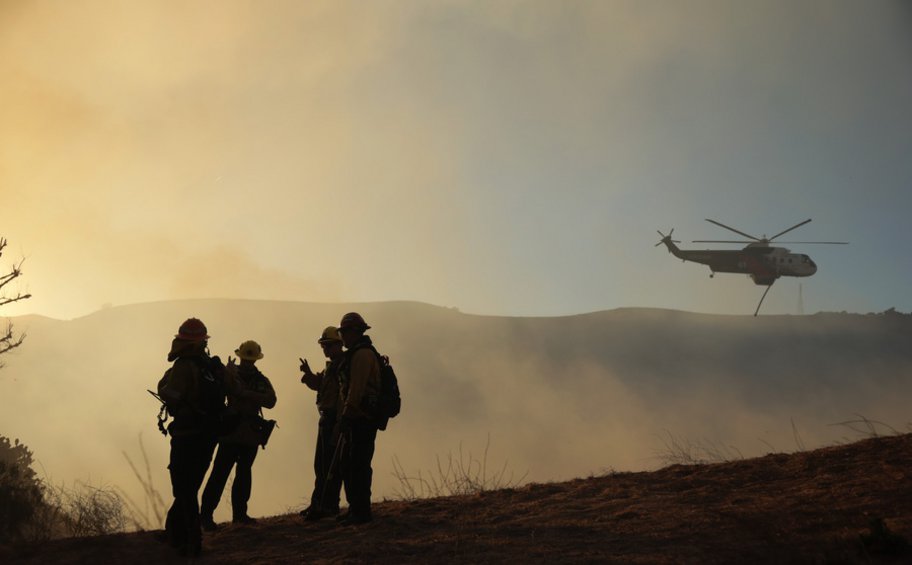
[390,435,528,500]
[15,480,128,543]
[652,430,744,466]
[118,434,168,531]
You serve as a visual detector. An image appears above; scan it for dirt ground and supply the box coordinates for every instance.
[4,434,910,564]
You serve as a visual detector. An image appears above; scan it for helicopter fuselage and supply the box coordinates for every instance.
[655,219,844,315]
[660,238,817,285]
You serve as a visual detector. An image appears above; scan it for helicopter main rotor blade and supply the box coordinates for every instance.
[773,241,849,245]
[692,239,849,245]
[692,240,754,244]
[705,219,760,241]
[768,218,812,241]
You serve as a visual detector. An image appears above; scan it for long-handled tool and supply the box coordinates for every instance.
[320,432,347,511]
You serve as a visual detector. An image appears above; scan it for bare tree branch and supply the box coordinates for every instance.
[0,293,32,308]
[1,236,30,369]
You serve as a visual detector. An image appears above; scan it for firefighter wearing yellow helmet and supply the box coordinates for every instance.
[200,339,276,530]
[235,340,264,361]
[298,326,345,520]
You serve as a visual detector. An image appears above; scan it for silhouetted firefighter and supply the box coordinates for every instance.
[299,326,345,521]
[156,318,226,558]
[335,312,401,525]
[200,340,277,530]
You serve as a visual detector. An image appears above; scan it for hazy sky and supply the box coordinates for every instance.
[2,0,910,319]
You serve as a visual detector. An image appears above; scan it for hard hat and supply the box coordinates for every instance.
[176,318,209,341]
[235,340,264,361]
[318,326,342,344]
[339,312,370,331]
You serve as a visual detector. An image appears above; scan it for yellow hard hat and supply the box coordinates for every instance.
[235,340,264,361]
[318,326,342,344]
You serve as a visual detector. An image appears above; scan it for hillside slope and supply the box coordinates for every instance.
[2,301,911,525]
[5,434,910,564]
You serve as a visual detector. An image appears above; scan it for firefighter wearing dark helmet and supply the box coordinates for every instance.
[335,312,382,525]
[157,317,226,558]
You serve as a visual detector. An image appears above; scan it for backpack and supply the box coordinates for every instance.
[380,356,401,418]
[345,344,401,431]
[153,355,227,436]
[194,356,228,431]
[368,347,401,431]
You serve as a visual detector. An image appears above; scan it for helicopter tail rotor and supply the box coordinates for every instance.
[655,229,681,248]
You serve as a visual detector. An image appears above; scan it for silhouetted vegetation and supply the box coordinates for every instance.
[1,239,129,540]
[0,435,132,544]
[653,430,744,466]
[0,436,43,542]
[0,237,31,368]
[391,435,527,500]
[654,416,912,468]
[36,482,127,539]
[118,435,168,531]
[1,239,41,543]
[831,414,904,439]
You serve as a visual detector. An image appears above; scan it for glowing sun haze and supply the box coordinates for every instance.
[2,1,910,319]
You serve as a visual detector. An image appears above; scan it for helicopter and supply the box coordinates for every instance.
[656,218,848,315]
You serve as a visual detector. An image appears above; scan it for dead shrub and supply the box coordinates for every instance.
[391,434,527,501]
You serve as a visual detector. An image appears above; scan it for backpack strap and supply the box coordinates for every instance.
[347,342,384,364]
